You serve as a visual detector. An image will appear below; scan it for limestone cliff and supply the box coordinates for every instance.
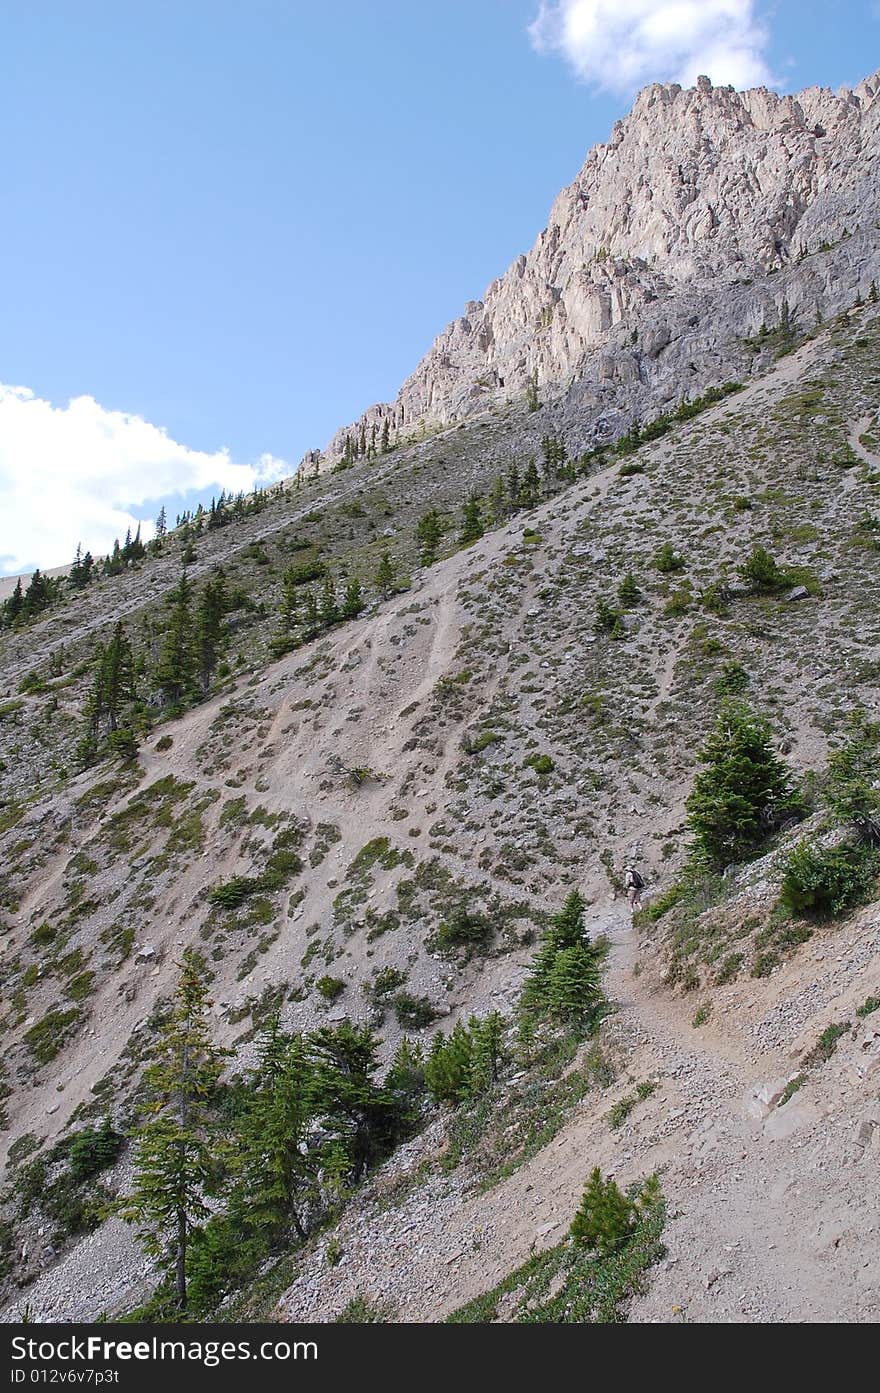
[306,70,880,469]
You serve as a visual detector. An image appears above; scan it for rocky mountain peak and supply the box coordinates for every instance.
[305,69,880,475]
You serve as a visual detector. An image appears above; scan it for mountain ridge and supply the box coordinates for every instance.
[304,68,880,471]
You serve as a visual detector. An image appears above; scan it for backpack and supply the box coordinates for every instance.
[627,869,644,890]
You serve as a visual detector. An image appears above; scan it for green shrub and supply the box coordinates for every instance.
[737,544,787,593]
[316,976,345,1001]
[715,661,749,697]
[779,840,880,919]
[24,1008,81,1064]
[663,587,692,617]
[393,992,440,1029]
[370,966,407,1000]
[209,875,261,909]
[778,1073,806,1106]
[433,909,492,953]
[802,1021,850,1066]
[524,753,555,779]
[654,543,685,573]
[856,995,880,1018]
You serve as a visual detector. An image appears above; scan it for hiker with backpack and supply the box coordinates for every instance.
[624,864,645,912]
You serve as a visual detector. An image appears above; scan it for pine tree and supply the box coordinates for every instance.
[3,578,23,627]
[525,368,540,412]
[375,552,397,600]
[275,566,301,648]
[380,418,390,454]
[195,574,226,694]
[23,569,51,619]
[520,890,606,1028]
[617,572,641,607]
[120,951,225,1316]
[416,509,444,565]
[458,497,484,545]
[569,1167,636,1256]
[70,544,85,589]
[521,459,541,507]
[545,944,604,1029]
[155,506,167,538]
[228,1020,316,1244]
[156,569,196,708]
[515,1014,536,1067]
[341,577,365,619]
[824,715,880,844]
[301,588,320,640]
[685,701,802,867]
[506,463,521,511]
[319,575,339,628]
[309,1022,395,1181]
[489,475,508,524]
[424,1024,474,1105]
[385,1038,426,1134]
[101,622,136,734]
[471,1012,505,1090]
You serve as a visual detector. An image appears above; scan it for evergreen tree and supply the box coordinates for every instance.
[309,1022,396,1181]
[70,544,86,589]
[380,418,390,454]
[384,1038,426,1134]
[227,1020,316,1245]
[825,715,880,844]
[104,539,123,577]
[685,701,802,868]
[424,1023,474,1105]
[525,368,540,412]
[155,506,167,538]
[471,1012,505,1090]
[195,573,226,694]
[101,622,136,735]
[3,578,23,627]
[375,551,397,600]
[489,475,508,524]
[23,569,51,619]
[506,463,521,511]
[416,509,444,565]
[319,575,339,628]
[341,577,365,619]
[458,497,484,545]
[120,952,225,1316]
[274,566,301,649]
[156,569,196,708]
[617,573,641,607]
[520,890,606,1029]
[301,588,320,640]
[570,1167,636,1256]
[521,459,541,507]
[545,944,604,1029]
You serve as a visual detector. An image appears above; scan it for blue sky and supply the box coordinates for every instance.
[0,1,877,573]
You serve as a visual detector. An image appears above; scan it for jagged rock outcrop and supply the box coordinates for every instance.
[305,70,880,470]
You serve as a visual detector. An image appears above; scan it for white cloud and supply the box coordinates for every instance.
[0,384,288,575]
[528,0,774,94]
